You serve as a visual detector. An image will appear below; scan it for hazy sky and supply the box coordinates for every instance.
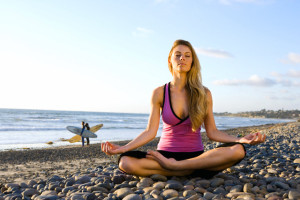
[1,0,299,113]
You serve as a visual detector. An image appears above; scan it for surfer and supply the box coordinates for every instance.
[85,122,90,146]
[101,39,266,178]
[80,121,86,147]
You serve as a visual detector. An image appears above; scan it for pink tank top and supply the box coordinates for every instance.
[157,83,204,152]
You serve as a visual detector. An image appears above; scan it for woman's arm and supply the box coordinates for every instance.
[101,86,163,155]
[204,89,266,144]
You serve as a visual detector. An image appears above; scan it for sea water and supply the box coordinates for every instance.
[0,108,293,151]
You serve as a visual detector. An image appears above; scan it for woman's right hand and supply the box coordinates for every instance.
[101,141,125,156]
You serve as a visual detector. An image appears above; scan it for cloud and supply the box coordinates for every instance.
[271,69,300,78]
[195,48,233,59]
[132,27,154,38]
[215,74,300,87]
[288,69,300,77]
[281,53,300,65]
[214,75,276,87]
[288,53,300,64]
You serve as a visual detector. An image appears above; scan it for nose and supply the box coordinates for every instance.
[180,55,185,60]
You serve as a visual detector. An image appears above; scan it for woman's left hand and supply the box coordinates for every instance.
[238,132,266,145]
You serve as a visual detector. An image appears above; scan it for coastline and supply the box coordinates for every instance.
[1,121,299,199]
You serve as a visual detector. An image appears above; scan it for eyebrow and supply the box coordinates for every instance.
[174,51,191,54]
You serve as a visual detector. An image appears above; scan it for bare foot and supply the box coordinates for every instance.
[146,150,181,170]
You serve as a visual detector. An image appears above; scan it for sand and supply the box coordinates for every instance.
[0,122,289,185]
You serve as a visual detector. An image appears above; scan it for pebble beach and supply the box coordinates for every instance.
[0,122,299,200]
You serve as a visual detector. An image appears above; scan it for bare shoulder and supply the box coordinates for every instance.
[204,87,212,100]
[151,85,165,106]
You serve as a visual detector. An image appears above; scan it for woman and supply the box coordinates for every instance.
[101,39,266,178]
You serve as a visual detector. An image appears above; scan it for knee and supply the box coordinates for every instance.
[231,144,246,160]
[119,156,135,174]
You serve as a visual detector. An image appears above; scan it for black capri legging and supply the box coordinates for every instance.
[118,142,246,179]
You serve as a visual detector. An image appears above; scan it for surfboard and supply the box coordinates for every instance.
[66,126,98,138]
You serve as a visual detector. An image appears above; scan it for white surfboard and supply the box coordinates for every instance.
[66,126,98,138]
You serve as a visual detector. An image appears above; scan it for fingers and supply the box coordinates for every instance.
[101,141,112,156]
[250,132,266,145]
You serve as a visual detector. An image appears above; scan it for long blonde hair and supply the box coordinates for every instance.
[168,39,207,131]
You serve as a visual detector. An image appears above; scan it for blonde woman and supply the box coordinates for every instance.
[101,39,266,178]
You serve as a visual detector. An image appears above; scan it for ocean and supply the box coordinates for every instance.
[0,108,293,151]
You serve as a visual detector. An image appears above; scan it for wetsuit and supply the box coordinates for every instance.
[81,126,85,147]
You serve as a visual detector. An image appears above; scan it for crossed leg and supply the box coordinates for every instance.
[119,144,245,177]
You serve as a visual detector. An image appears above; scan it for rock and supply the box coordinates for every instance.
[153,182,166,190]
[165,180,183,190]
[265,192,281,199]
[161,189,179,199]
[230,185,242,193]
[203,192,215,200]
[150,174,168,182]
[194,187,206,194]
[114,188,134,199]
[243,183,253,193]
[236,194,255,200]
[183,190,197,197]
[22,188,40,197]
[5,183,20,188]
[267,195,283,200]
[34,195,59,200]
[274,181,290,190]
[186,194,200,200]
[289,190,300,200]
[196,180,210,188]
[123,194,142,200]
[250,186,260,193]
[210,178,224,187]
[213,187,226,194]
[112,175,125,184]
[75,175,91,184]
[142,187,154,194]
[150,189,160,199]
[293,158,300,163]
[226,192,254,199]
[86,186,108,193]
[40,191,57,196]
[62,186,74,194]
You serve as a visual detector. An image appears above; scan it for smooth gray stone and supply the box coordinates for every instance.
[34,195,59,200]
[213,187,226,194]
[153,182,166,190]
[183,190,197,197]
[122,194,142,200]
[210,178,225,187]
[203,192,216,200]
[111,175,125,184]
[161,189,179,199]
[22,188,40,197]
[289,190,300,200]
[75,176,91,184]
[196,180,210,188]
[165,182,183,191]
[150,174,168,182]
[114,188,134,199]
[274,181,290,190]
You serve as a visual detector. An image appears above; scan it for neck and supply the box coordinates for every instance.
[171,73,187,91]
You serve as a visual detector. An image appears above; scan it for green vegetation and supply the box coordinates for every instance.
[214,109,300,119]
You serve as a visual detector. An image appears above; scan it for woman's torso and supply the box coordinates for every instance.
[157,82,204,152]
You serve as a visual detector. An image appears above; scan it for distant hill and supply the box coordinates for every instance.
[214,109,300,120]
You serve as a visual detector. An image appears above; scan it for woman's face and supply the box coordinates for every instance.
[169,45,193,74]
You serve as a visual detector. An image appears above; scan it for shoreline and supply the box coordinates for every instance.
[0,122,285,164]
[1,121,299,199]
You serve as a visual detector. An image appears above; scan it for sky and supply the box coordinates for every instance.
[0,0,299,114]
